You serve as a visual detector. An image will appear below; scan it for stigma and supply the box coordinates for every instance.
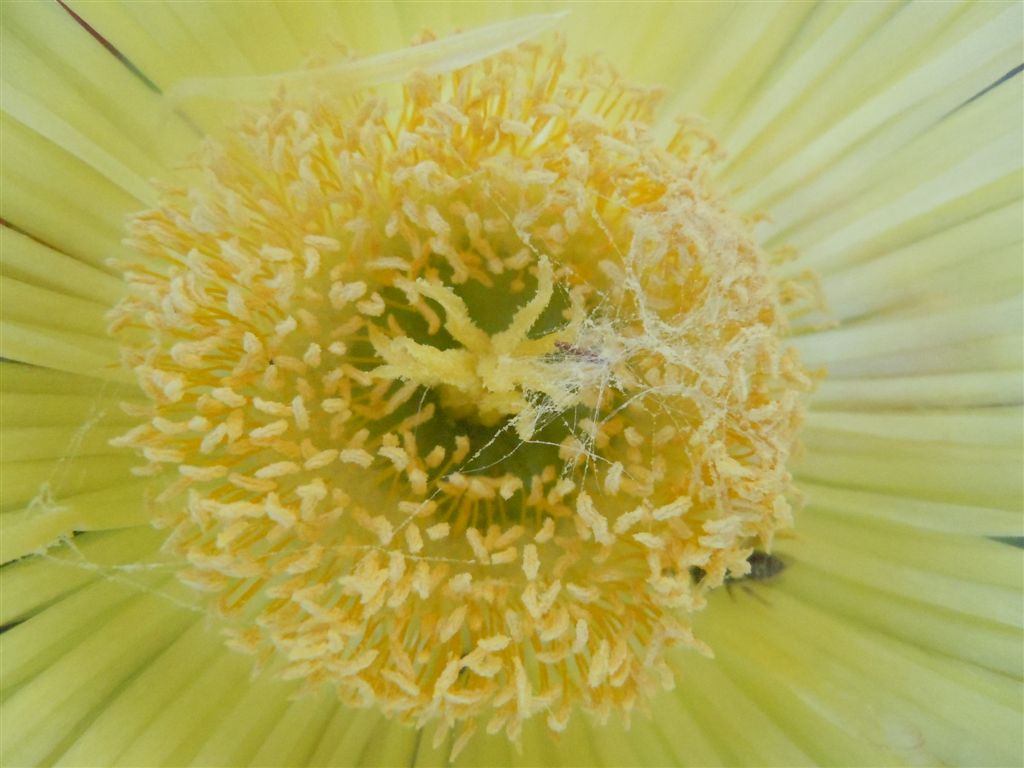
[110,37,810,752]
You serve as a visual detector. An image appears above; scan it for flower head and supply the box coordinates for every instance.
[109,39,809,748]
[1,3,1021,767]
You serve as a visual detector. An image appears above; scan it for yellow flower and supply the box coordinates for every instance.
[2,3,1021,767]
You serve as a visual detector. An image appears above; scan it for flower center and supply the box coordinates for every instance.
[111,38,810,751]
[371,254,589,438]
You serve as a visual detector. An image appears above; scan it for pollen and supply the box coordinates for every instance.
[110,37,811,752]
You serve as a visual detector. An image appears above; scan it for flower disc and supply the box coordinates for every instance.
[112,39,811,746]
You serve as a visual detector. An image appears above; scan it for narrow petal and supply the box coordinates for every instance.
[796,481,1021,538]
[0,527,165,626]
[727,2,1021,215]
[54,619,224,767]
[776,76,1022,273]
[1,580,197,766]
[1,1,191,200]
[0,115,139,270]
[813,371,1023,411]
[0,227,124,306]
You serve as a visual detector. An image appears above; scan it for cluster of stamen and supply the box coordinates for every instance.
[110,38,810,752]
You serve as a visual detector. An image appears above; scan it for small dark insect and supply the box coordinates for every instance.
[743,550,786,581]
[554,341,604,363]
[690,550,785,604]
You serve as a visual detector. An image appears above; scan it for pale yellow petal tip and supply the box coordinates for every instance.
[162,11,570,109]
